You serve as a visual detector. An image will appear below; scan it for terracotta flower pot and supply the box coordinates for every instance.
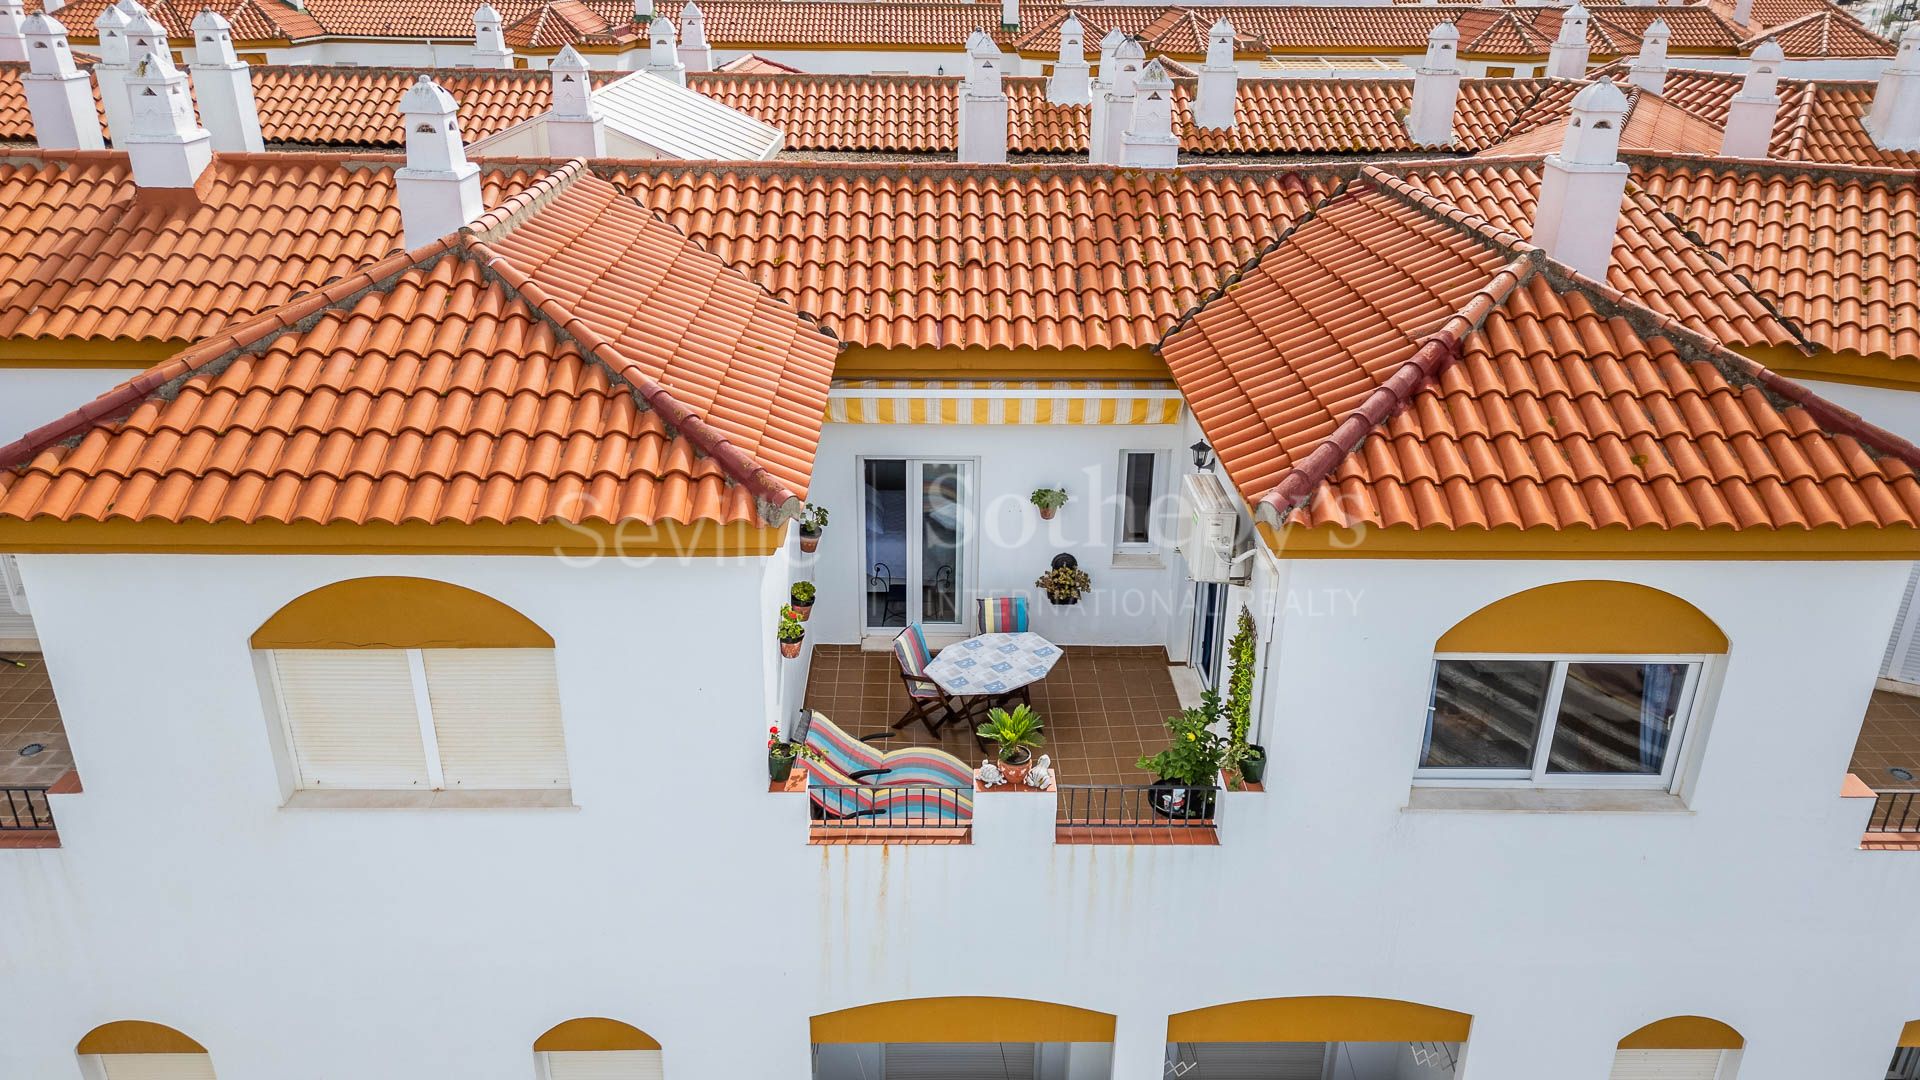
[780,639,802,658]
[799,530,821,553]
[998,746,1033,786]
[791,603,813,621]
[1039,506,1057,521]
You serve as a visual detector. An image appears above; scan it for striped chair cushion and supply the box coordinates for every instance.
[802,712,888,776]
[892,624,932,678]
[976,596,1029,634]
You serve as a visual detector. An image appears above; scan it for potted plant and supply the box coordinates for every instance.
[1224,607,1266,786]
[1035,553,1092,606]
[1030,486,1069,521]
[976,704,1046,786]
[1136,690,1228,818]
[777,609,806,658]
[789,580,816,621]
[797,503,829,553]
[767,724,819,783]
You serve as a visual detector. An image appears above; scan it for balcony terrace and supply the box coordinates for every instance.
[0,654,75,846]
[1850,689,1920,850]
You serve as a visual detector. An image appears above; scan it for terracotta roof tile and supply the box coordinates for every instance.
[0,164,840,528]
[714,51,804,74]
[1481,84,1729,158]
[1744,7,1895,57]
[27,0,324,41]
[1706,0,1844,32]
[250,65,623,147]
[1158,167,1920,535]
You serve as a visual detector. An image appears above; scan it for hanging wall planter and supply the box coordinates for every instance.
[1035,552,1091,606]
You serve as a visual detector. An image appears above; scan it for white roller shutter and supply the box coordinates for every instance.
[1176,1042,1327,1080]
[1609,1050,1723,1080]
[272,650,429,788]
[884,1044,1036,1080]
[1884,564,1920,685]
[544,1050,665,1080]
[423,649,569,788]
[99,1054,219,1080]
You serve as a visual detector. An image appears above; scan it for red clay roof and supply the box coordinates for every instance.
[27,0,325,42]
[0,163,841,528]
[1744,7,1895,56]
[0,150,545,347]
[1158,167,1920,535]
[714,51,804,74]
[1480,84,1729,158]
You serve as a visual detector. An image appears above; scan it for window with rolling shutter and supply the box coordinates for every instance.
[882,1043,1037,1080]
[542,1050,666,1080]
[1172,1042,1328,1080]
[1608,1049,1724,1080]
[1882,564,1920,684]
[97,1054,220,1080]
[424,649,569,788]
[272,650,429,788]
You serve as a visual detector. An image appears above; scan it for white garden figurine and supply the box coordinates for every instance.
[977,759,1005,787]
[1026,754,1053,790]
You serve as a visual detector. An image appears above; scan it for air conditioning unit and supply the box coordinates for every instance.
[1179,472,1238,582]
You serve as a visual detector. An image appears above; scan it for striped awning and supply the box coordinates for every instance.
[826,380,1185,425]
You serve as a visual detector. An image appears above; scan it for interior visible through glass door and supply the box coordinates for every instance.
[862,458,970,633]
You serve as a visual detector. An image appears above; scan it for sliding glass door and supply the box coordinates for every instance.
[862,459,970,633]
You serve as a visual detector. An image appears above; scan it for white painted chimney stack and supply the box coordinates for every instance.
[1719,40,1781,158]
[1194,17,1237,129]
[1730,0,1753,25]
[124,5,166,61]
[1089,34,1142,164]
[634,0,652,21]
[1627,19,1669,94]
[1405,21,1462,146]
[1867,25,1920,150]
[21,13,102,149]
[124,50,213,187]
[0,0,27,62]
[1546,4,1590,79]
[1046,11,1089,105]
[646,13,685,84]
[1120,56,1177,168]
[957,28,1009,164]
[1000,0,1016,31]
[472,4,514,69]
[1532,79,1630,282]
[396,76,483,250]
[547,44,604,157]
[677,2,711,72]
[189,10,263,152]
[91,5,134,143]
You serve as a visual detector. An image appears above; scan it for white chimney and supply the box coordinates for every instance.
[189,11,263,152]
[1627,19,1669,94]
[647,13,685,84]
[547,44,604,157]
[472,4,514,69]
[1546,4,1590,79]
[1730,0,1753,24]
[957,28,1008,164]
[21,14,101,149]
[124,5,165,60]
[1089,34,1142,164]
[1096,26,1123,74]
[1532,79,1629,282]
[396,76,483,250]
[1194,16,1236,128]
[1719,40,1781,157]
[0,0,26,62]
[1867,25,1920,150]
[1120,57,1177,168]
[1046,12,1089,105]
[634,0,652,20]
[1405,21,1462,146]
[90,6,135,145]
[124,51,212,187]
[1000,0,1016,31]
[677,2,710,72]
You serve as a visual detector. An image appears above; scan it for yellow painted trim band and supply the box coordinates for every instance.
[252,576,554,649]
[835,346,1172,381]
[1258,522,1920,560]
[1618,1017,1744,1050]
[811,998,1116,1044]
[1901,1020,1920,1048]
[0,519,784,557]
[1437,581,1727,654]
[77,1021,209,1055]
[1167,997,1472,1043]
[827,380,1182,425]
[534,1018,662,1052]
[0,337,186,364]
[1744,345,1920,393]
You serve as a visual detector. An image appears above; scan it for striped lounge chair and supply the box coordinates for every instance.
[801,712,974,825]
[975,595,1029,634]
[891,623,964,736]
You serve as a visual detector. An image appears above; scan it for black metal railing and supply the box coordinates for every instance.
[0,786,55,832]
[809,783,972,830]
[1868,789,1920,833]
[1056,783,1220,831]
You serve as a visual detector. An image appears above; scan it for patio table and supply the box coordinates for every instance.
[924,631,1062,697]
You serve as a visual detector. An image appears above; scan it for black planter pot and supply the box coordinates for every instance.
[1149,778,1218,819]
[1239,745,1268,784]
[769,752,796,783]
[1045,593,1080,606]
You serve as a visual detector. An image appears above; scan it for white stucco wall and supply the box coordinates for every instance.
[1798,379,1920,446]
[2,551,1917,1080]
[0,367,139,446]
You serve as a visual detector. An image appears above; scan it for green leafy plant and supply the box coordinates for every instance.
[1035,564,1092,602]
[767,724,821,762]
[799,503,830,535]
[976,704,1046,763]
[1224,606,1262,780]
[777,614,806,644]
[1029,487,1069,511]
[790,580,817,605]
[1137,690,1228,787]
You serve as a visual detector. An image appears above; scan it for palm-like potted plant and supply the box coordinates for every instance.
[777,608,806,658]
[976,704,1046,786]
[1136,690,1228,818]
[789,580,817,621]
[1030,486,1069,521]
[797,503,830,554]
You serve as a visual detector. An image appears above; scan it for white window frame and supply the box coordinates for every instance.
[855,455,978,635]
[1113,449,1166,555]
[1414,653,1708,790]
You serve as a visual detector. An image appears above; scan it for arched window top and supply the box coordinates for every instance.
[1437,580,1727,655]
[251,576,553,649]
[1166,996,1471,1043]
[1618,1016,1744,1050]
[77,1020,208,1054]
[534,1017,661,1052]
[810,997,1116,1044]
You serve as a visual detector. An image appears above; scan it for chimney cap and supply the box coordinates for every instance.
[1748,39,1783,62]
[1060,10,1081,33]
[1428,19,1460,42]
[1643,17,1670,37]
[1137,56,1172,87]
[1210,16,1233,37]
[94,4,127,29]
[966,26,995,54]
[650,13,675,42]
[401,73,459,113]
[680,0,701,21]
[1569,75,1628,114]
[553,42,590,69]
[1098,27,1124,46]
[131,47,178,78]
[124,8,162,35]
[474,2,501,24]
[1115,34,1143,58]
[190,8,229,31]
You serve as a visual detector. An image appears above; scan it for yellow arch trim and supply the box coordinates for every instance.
[1167,997,1472,1043]
[810,998,1116,1044]
[1436,581,1727,654]
[76,1021,208,1055]
[534,1018,662,1052]
[1900,1020,1920,1048]
[250,576,554,649]
[1618,1017,1744,1050]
